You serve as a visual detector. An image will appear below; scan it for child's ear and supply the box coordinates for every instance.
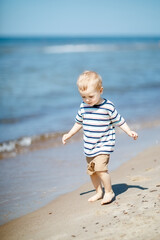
[100,87,103,94]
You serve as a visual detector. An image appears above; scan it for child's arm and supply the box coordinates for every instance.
[120,122,138,140]
[62,122,82,144]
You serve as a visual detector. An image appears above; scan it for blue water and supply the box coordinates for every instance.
[0,36,160,142]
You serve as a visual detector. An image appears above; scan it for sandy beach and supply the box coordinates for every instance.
[0,143,160,240]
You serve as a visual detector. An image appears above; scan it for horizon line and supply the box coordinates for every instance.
[0,34,160,39]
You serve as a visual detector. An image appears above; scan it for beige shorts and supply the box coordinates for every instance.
[86,154,110,175]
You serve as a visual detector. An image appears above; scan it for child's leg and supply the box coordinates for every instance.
[96,171,115,205]
[96,171,112,192]
[88,173,103,202]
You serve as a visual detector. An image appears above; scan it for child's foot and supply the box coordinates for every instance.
[88,193,103,202]
[101,191,115,205]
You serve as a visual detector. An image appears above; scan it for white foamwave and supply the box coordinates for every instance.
[44,42,159,54]
[0,137,32,152]
[17,137,32,147]
[0,142,15,152]
[44,44,118,54]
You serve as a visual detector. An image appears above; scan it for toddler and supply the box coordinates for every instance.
[62,71,138,205]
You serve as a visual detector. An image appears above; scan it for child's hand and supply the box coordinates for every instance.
[130,131,138,140]
[62,123,82,145]
[120,123,138,140]
[62,134,69,144]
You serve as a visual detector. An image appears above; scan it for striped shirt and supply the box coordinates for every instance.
[75,98,125,157]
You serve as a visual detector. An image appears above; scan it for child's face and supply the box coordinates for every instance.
[79,87,103,106]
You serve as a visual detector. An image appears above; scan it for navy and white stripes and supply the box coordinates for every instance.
[75,99,125,157]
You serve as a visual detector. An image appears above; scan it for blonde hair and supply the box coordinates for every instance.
[77,71,102,92]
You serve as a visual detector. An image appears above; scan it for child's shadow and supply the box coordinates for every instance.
[80,183,148,197]
[112,183,148,197]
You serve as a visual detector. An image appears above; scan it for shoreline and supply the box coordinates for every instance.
[0,144,160,239]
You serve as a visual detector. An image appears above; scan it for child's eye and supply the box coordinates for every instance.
[89,96,93,99]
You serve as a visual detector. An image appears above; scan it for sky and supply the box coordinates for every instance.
[0,0,160,36]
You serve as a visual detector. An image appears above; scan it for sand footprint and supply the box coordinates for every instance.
[145,168,153,172]
[130,175,150,182]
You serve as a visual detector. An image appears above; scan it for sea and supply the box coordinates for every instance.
[0,36,160,149]
[0,36,160,224]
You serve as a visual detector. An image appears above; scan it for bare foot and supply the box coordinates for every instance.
[88,193,103,202]
[101,191,115,205]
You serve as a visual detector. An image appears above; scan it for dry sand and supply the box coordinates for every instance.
[0,144,160,240]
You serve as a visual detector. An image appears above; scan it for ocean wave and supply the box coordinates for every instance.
[0,132,61,151]
[0,137,32,152]
[44,43,160,54]
[44,44,118,53]
[0,131,82,159]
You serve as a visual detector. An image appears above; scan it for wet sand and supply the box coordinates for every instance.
[0,144,160,240]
